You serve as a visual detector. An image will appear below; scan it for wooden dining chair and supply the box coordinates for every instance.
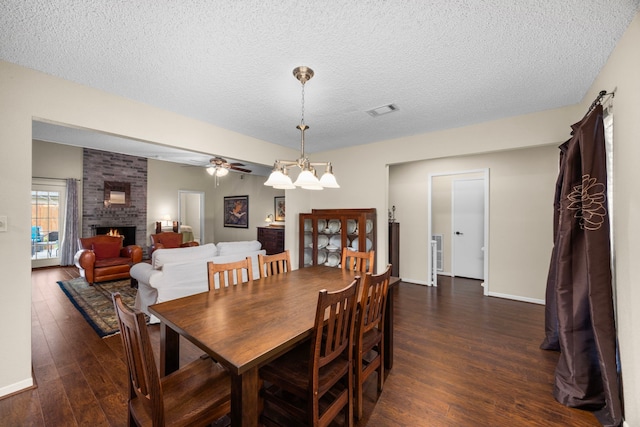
[257,250,291,279]
[259,278,360,427]
[112,293,230,427]
[207,257,254,289]
[353,264,392,420]
[341,248,375,274]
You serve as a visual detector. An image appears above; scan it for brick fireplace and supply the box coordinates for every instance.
[93,226,137,247]
[81,148,149,257]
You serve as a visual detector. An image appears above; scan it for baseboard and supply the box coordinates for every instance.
[0,376,34,400]
[487,291,544,305]
[401,278,431,286]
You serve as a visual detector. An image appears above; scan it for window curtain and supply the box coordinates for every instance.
[59,178,79,266]
[541,104,622,426]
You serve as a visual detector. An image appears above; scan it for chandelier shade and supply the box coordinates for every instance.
[264,66,339,190]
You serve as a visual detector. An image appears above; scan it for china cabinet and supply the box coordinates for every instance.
[298,208,376,270]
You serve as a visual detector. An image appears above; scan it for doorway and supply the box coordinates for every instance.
[31,178,66,268]
[452,178,484,280]
[178,190,204,244]
[428,169,489,294]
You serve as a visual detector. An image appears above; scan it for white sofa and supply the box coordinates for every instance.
[130,241,266,323]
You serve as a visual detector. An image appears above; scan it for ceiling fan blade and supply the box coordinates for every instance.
[229,162,246,167]
[231,166,252,173]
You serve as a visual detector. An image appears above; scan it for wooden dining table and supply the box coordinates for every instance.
[149,265,399,427]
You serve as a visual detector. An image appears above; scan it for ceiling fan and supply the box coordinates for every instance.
[206,157,252,177]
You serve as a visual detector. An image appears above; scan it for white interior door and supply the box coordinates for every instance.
[452,178,484,279]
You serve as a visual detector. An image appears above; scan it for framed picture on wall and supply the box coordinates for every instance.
[274,196,285,221]
[224,195,249,228]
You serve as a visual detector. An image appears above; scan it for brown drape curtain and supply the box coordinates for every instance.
[541,104,622,426]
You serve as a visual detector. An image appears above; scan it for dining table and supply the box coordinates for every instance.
[149,264,399,427]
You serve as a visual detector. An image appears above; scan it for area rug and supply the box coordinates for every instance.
[57,277,141,338]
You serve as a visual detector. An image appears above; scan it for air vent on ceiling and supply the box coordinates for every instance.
[366,103,399,117]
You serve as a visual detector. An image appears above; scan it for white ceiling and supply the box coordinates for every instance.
[3,1,639,174]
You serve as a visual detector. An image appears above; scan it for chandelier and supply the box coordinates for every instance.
[264,66,339,190]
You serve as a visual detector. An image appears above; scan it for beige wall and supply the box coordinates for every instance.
[1,11,638,422]
[212,171,284,243]
[32,139,84,181]
[389,146,558,302]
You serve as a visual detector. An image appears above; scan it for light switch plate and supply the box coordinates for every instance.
[0,216,6,232]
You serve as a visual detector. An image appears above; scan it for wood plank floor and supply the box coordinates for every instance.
[0,268,600,426]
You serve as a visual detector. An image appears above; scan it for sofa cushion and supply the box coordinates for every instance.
[216,240,262,256]
[152,243,217,269]
[92,241,121,260]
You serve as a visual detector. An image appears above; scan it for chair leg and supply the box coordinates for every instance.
[378,344,384,392]
[355,353,363,421]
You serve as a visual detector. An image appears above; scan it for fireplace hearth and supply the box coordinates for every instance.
[94,226,137,247]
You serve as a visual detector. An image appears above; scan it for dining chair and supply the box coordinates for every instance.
[353,264,392,420]
[341,248,375,274]
[257,250,291,279]
[207,257,254,289]
[112,293,230,427]
[259,278,360,427]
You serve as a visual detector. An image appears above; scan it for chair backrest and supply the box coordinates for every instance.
[357,264,392,340]
[151,232,183,248]
[311,278,359,373]
[31,225,42,242]
[258,250,291,279]
[341,248,375,274]
[78,235,124,250]
[47,231,59,242]
[207,257,254,289]
[112,293,165,425]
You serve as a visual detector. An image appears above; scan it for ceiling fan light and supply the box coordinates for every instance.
[215,167,229,177]
[206,165,215,176]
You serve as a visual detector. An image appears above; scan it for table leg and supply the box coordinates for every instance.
[159,323,180,376]
[384,284,396,369]
[230,367,259,427]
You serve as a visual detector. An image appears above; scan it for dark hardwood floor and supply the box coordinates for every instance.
[0,268,600,426]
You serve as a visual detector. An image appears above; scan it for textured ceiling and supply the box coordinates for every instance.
[3,1,639,170]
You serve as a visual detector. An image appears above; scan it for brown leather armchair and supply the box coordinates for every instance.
[74,235,143,285]
[149,231,199,255]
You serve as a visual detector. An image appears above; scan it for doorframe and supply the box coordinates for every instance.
[31,178,66,268]
[427,168,489,295]
[178,190,205,244]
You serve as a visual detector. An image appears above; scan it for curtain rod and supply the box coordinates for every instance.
[586,88,616,116]
[32,176,81,181]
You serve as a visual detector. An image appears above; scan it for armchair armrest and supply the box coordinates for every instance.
[74,248,95,269]
[121,245,143,263]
